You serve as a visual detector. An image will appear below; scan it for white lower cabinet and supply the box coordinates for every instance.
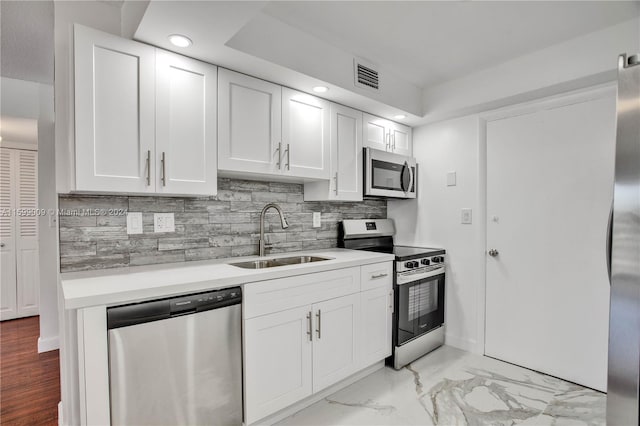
[243,263,392,424]
[244,305,313,424]
[312,293,360,393]
[360,287,393,367]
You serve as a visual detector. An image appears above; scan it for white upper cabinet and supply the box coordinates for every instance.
[75,25,156,193]
[389,121,412,156]
[155,51,217,195]
[304,103,362,201]
[363,113,412,156]
[282,88,331,180]
[218,69,282,175]
[73,25,217,196]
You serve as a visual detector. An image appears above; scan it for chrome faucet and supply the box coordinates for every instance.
[259,203,289,257]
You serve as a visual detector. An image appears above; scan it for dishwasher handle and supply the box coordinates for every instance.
[108,287,242,329]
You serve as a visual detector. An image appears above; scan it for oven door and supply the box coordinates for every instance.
[365,148,416,199]
[396,272,444,345]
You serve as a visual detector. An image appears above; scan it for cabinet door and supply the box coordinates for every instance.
[155,51,217,196]
[0,149,17,321]
[282,88,330,179]
[331,104,363,201]
[363,113,390,152]
[312,293,360,393]
[360,287,393,367]
[244,305,313,424]
[218,69,282,175]
[74,25,156,193]
[389,122,412,156]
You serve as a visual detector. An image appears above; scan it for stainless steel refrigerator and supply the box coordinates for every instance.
[607,53,640,425]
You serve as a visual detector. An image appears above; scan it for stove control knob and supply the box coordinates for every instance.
[405,261,414,269]
[413,261,421,268]
[432,256,443,263]
[421,259,430,266]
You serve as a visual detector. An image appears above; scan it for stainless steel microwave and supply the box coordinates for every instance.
[364,148,417,199]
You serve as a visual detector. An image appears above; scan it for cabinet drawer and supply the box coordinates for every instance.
[244,267,360,319]
[360,262,393,291]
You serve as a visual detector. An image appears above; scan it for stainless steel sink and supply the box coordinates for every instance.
[230,255,333,269]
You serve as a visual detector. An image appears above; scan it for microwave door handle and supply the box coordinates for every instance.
[408,164,415,194]
[401,161,411,192]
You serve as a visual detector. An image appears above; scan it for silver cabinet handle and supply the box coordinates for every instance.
[334,172,339,195]
[488,249,499,257]
[390,290,394,313]
[371,273,388,279]
[161,152,166,186]
[306,311,313,341]
[316,309,321,339]
[276,143,282,169]
[393,133,396,151]
[145,150,151,186]
[284,143,290,170]
[386,132,391,151]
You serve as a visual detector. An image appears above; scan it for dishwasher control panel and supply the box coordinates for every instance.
[107,286,242,329]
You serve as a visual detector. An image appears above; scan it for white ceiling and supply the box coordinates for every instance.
[1,0,54,84]
[135,0,639,123]
[262,1,640,88]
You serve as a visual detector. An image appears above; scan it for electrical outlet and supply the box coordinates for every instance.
[461,208,472,224]
[126,212,143,234]
[154,213,175,233]
[312,212,321,228]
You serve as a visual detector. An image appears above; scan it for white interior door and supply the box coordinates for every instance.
[0,148,17,320]
[485,94,615,391]
[155,51,217,196]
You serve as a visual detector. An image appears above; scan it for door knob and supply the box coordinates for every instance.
[488,249,499,257]
[0,243,4,248]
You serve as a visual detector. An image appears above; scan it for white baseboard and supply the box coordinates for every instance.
[38,335,59,353]
[58,401,64,426]
[445,333,479,354]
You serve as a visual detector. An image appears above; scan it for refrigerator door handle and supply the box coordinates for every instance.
[606,202,613,283]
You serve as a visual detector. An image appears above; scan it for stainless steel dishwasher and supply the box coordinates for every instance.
[107,287,242,425]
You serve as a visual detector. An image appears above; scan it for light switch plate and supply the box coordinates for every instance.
[312,212,321,228]
[154,213,175,233]
[126,212,143,234]
[447,171,457,186]
[461,208,472,224]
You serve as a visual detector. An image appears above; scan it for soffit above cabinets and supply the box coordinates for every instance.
[133,1,640,125]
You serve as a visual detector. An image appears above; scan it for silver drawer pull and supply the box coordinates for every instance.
[371,273,388,279]
[316,309,321,339]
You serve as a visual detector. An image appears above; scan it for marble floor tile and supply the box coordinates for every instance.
[276,346,605,426]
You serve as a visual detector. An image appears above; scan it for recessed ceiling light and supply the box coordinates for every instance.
[313,86,329,93]
[168,34,192,48]
[394,114,406,120]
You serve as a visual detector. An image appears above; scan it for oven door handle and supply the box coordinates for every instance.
[396,268,445,285]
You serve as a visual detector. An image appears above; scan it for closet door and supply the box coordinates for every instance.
[15,150,39,317]
[0,149,17,320]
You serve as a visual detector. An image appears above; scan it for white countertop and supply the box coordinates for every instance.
[60,248,394,309]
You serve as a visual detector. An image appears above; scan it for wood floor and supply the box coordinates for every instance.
[1,316,59,425]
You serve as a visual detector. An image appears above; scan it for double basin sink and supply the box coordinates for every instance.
[230,255,332,269]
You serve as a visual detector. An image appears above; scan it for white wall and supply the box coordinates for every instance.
[391,84,617,355]
[421,17,640,124]
[388,115,485,352]
[1,77,57,352]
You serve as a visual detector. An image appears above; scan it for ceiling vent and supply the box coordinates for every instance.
[354,58,379,91]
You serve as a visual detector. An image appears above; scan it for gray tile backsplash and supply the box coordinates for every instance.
[59,178,387,272]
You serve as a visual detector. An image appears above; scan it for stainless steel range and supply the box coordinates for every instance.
[339,219,445,369]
